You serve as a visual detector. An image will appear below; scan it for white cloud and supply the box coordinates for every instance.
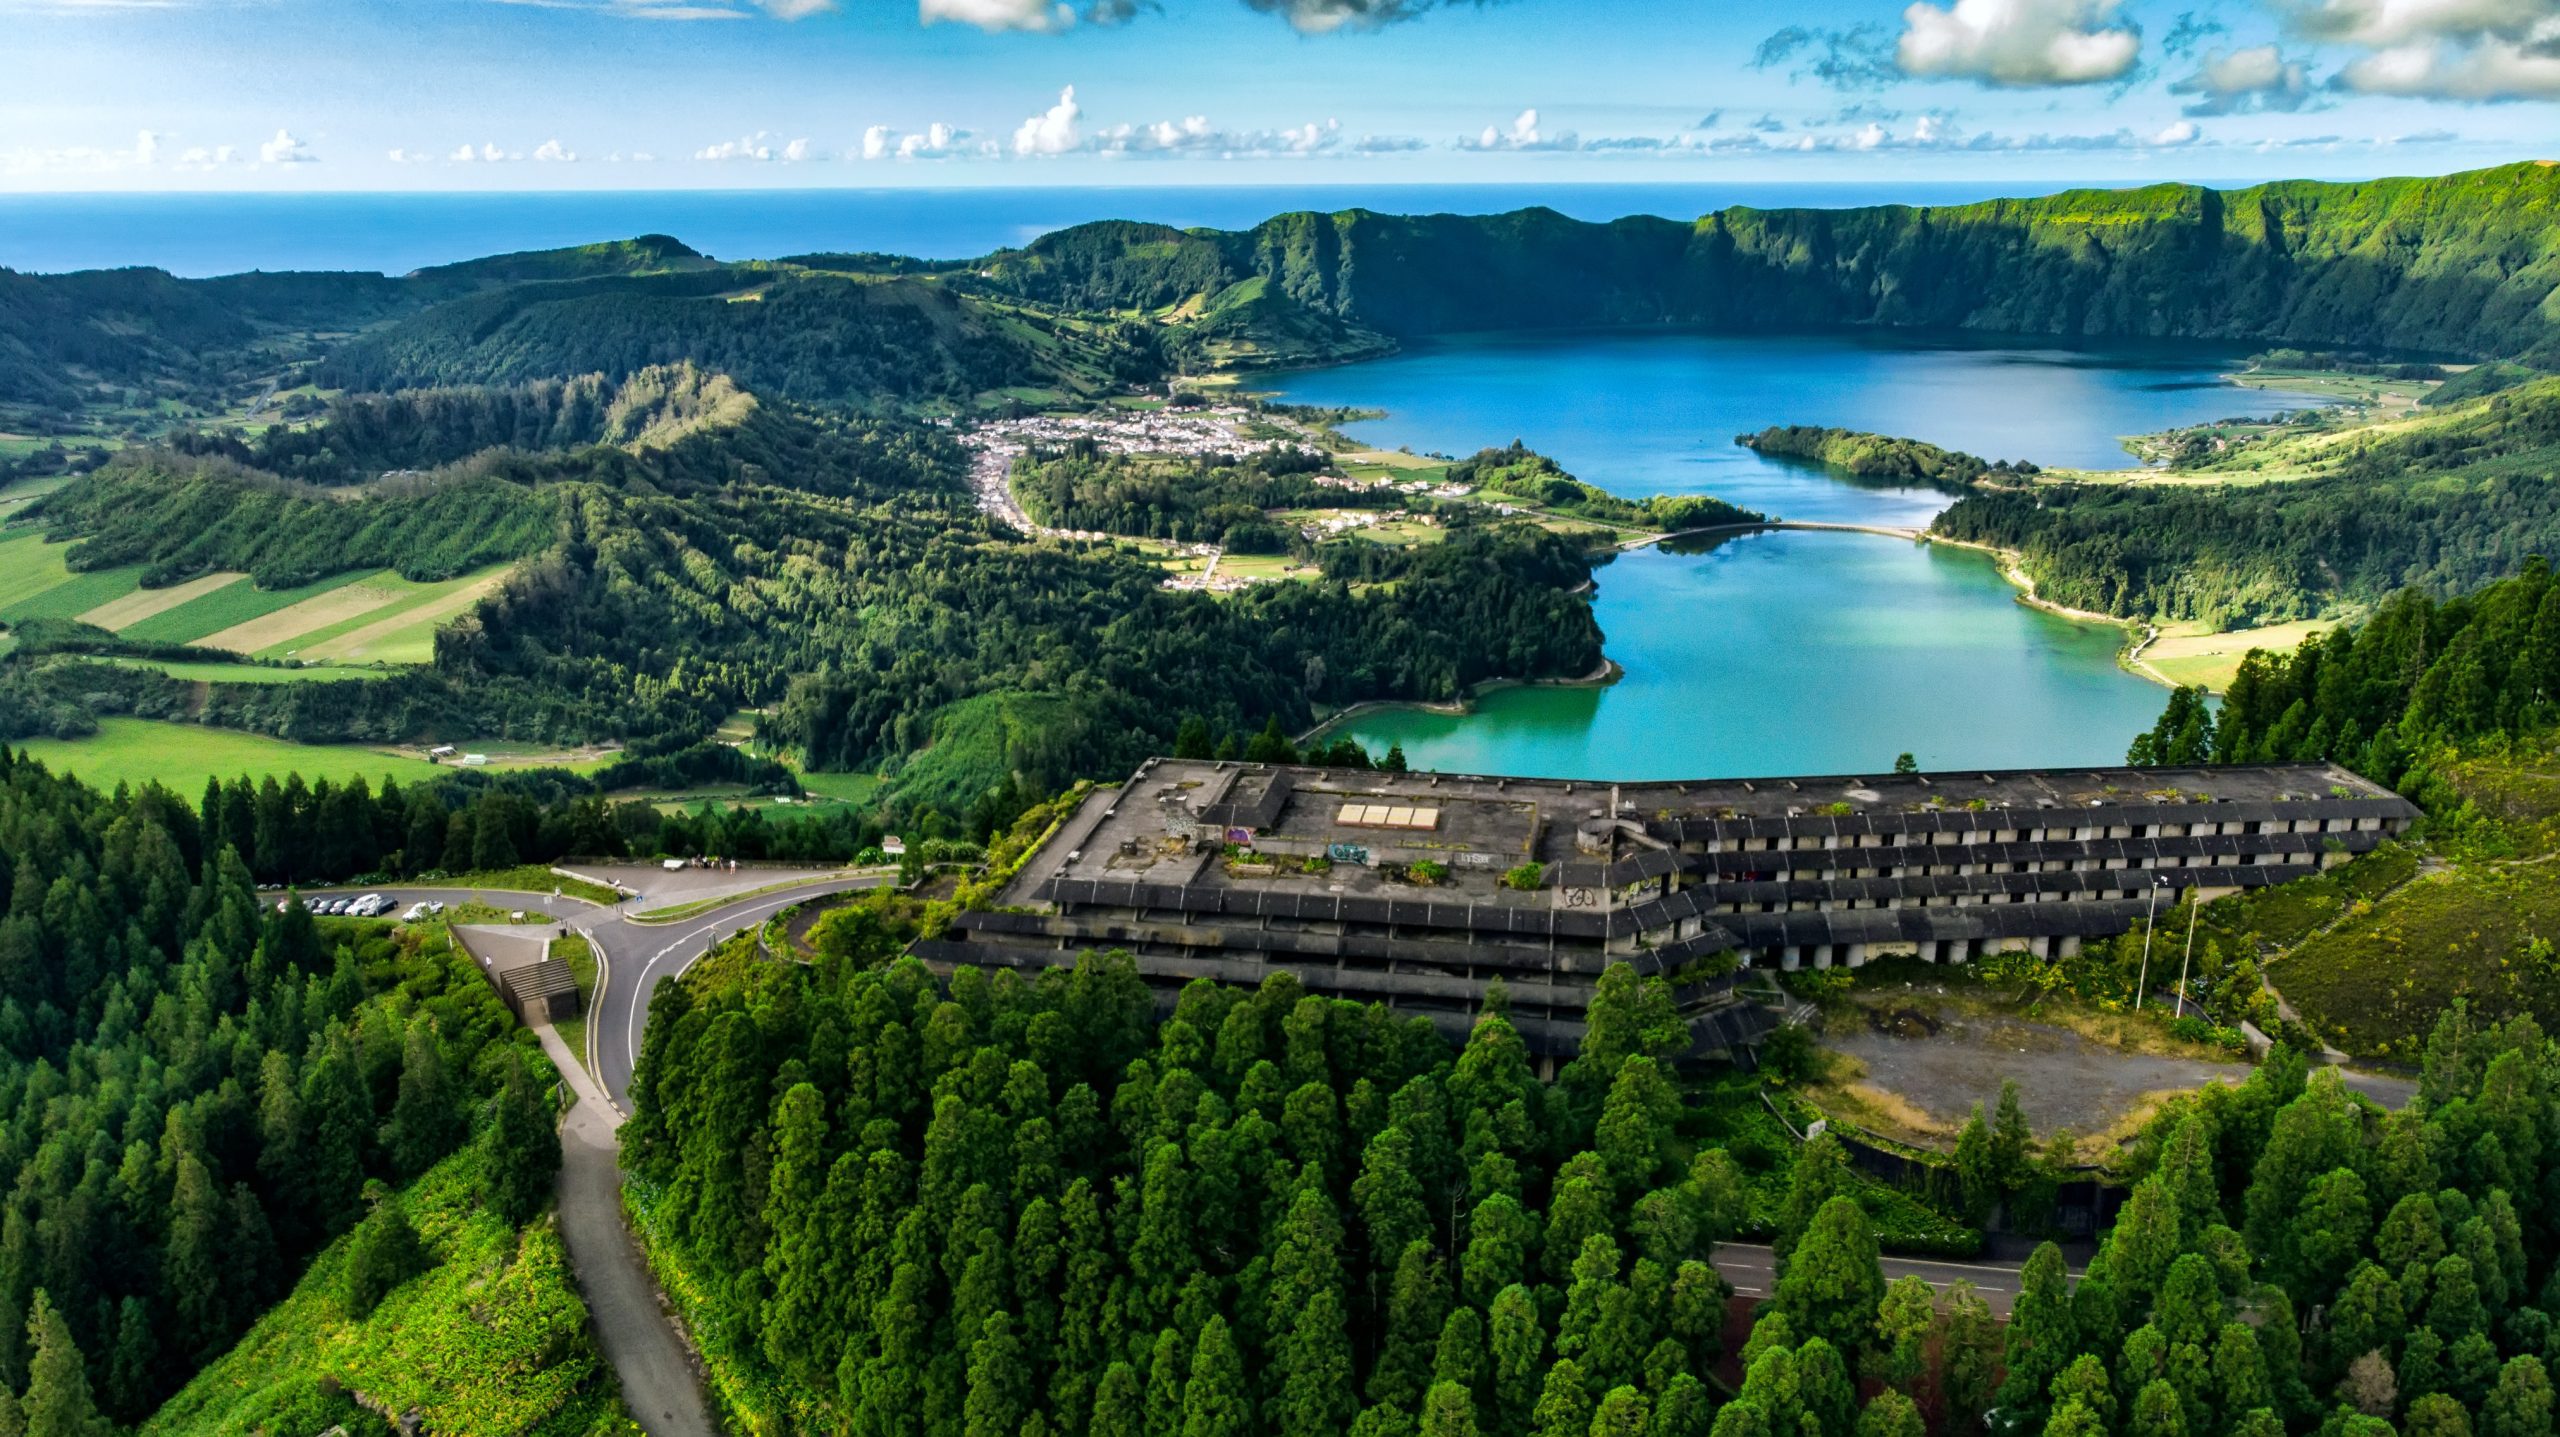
[923,0,1073,30]
[1895,0,2142,86]
[2333,34,2560,98]
[176,144,235,171]
[451,142,520,162]
[864,122,977,159]
[0,128,176,177]
[2170,44,2316,112]
[694,131,814,161]
[1086,115,1346,156]
[1012,86,1083,155]
[257,128,316,165]
[1689,114,2211,154]
[533,138,578,162]
[2274,0,2560,99]
[2279,0,2552,48]
[1457,107,1582,151]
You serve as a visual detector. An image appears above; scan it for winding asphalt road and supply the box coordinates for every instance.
[573,869,894,1112]
[301,866,889,1437]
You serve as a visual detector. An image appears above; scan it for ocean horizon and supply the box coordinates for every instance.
[1,181,2112,278]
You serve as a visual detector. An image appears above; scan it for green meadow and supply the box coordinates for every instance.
[13,718,445,795]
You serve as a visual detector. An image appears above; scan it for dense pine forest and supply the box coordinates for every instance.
[624,878,2560,1437]
[0,746,565,1426]
[2126,557,2560,784]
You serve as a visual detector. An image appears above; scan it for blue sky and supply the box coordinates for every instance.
[1,0,2552,190]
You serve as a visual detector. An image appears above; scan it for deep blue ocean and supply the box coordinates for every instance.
[0,182,2089,277]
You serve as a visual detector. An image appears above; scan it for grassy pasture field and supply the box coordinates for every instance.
[14,718,446,795]
[0,531,145,622]
[2136,617,2342,692]
[96,656,387,684]
[0,472,72,521]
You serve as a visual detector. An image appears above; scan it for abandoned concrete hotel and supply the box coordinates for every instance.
[920,758,2419,1059]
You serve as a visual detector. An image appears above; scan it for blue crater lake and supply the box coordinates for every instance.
[1266,329,2329,779]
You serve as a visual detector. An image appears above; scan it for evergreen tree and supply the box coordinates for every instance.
[19,1294,103,1437]
[1278,1288,1357,1437]
[1587,1387,1649,1437]
[1091,1362,1145,1437]
[1859,1391,1926,1437]
[2129,1379,2186,1437]
[2484,1356,2557,1437]
[480,1043,559,1226]
[1420,1381,1482,1437]
[1489,1284,1546,1435]
[1774,1196,1885,1360]
[1774,1134,1850,1263]
[384,1014,460,1179]
[964,1313,1033,1437]
[1183,1316,1249,1437]
[1940,1282,2002,1430]
[1874,1275,1937,1390]
[339,1190,430,1319]
[1531,1361,1594,1437]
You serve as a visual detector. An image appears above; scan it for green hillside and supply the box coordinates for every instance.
[965,163,2560,369]
[1933,376,2560,624]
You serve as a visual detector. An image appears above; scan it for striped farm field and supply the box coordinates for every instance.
[119,569,372,646]
[77,570,249,631]
[1,527,511,668]
[288,567,511,663]
[196,575,419,654]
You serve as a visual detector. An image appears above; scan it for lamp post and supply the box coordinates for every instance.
[2175,887,2202,1019]
[2134,875,2166,1011]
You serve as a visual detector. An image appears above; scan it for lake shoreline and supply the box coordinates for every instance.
[1298,656,1624,747]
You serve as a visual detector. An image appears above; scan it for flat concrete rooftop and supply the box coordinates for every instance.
[1004,757,2411,917]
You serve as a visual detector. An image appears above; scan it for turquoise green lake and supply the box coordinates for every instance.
[1269,330,2320,779]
